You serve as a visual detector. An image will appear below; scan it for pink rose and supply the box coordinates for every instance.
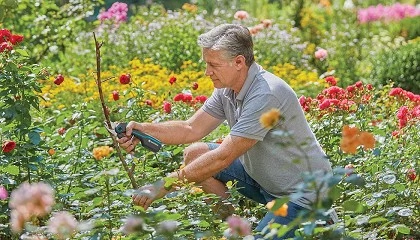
[314,48,328,60]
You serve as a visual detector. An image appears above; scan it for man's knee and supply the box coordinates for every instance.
[183,142,210,165]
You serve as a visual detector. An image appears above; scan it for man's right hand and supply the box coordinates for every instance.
[132,180,169,210]
[116,121,141,154]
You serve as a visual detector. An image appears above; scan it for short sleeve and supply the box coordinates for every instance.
[202,89,226,120]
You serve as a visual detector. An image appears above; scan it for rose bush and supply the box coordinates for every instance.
[1,1,419,239]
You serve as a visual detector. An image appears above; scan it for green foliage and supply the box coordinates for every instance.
[0,0,102,67]
[1,1,419,239]
[370,40,420,93]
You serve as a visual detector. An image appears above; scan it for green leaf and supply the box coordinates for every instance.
[368,217,388,223]
[2,165,19,175]
[15,49,29,57]
[197,220,210,228]
[28,131,41,145]
[343,200,364,213]
[163,177,178,190]
[345,174,366,187]
[328,185,341,201]
[393,183,405,192]
[393,224,410,234]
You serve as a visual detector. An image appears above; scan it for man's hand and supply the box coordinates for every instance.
[116,121,141,154]
[132,179,169,210]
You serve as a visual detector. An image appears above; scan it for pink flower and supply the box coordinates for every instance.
[0,186,8,200]
[225,215,251,237]
[261,19,273,28]
[234,10,249,20]
[121,216,144,234]
[157,220,178,234]
[314,48,328,60]
[389,87,404,96]
[9,182,55,233]
[319,99,332,110]
[98,2,128,24]
[163,101,172,114]
[397,106,409,120]
[47,211,78,239]
[325,76,337,86]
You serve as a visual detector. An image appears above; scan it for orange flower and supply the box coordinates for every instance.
[358,132,375,149]
[260,109,281,128]
[48,149,55,156]
[340,125,375,154]
[266,200,288,217]
[93,146,114,160]
[340,136,360,154]
[342,125,359,137]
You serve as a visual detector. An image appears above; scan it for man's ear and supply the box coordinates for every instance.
[234,55,246,70]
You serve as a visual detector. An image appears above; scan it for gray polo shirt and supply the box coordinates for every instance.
[202,62,332,209]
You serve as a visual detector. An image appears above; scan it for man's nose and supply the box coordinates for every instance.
[205,68,213,76]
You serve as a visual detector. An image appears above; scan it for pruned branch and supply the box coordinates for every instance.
[93,32,138,189]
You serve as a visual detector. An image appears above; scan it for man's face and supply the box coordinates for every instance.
[202,49,239,90]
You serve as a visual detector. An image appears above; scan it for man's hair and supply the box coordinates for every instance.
[197,24,255,66]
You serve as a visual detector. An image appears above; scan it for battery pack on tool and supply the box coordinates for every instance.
[114,123,162,153]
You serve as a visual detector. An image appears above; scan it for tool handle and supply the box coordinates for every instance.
[115,123,162,153]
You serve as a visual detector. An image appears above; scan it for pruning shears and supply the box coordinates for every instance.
[104,121,162,153]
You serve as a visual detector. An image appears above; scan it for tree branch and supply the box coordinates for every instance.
[93,32,138,189]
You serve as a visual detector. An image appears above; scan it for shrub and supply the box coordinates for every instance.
[370,39,420,93]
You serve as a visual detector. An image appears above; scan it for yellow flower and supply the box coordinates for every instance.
[266,200,288,217]
[260,109,281,128]
[189,186,204,195]
[93,146,114,160]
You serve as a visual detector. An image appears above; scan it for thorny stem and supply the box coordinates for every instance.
[93,32,138,189]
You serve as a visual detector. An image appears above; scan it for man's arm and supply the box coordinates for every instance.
[132,134,258,209]
[119,109,223,152]
[169,134,258,183]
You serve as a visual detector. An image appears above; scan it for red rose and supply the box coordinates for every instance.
[112,90,119,101]
[10,34,24,45]
[169,76,176,85]
[407,168,416,181]
[195,95,207,103]
[0,42,13,52]
[119,74,131,84]
[54,74,64,85]
[355,81,363,89]
[192,82,198,90]
[182,93,193,102]
[145,100,153,106]
[2,140,16,153]
[0,29,12,42]
[173,93,184,102]
[163,101,172,114]
[58,127,66,135]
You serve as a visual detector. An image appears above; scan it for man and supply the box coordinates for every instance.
[117,24,335,239]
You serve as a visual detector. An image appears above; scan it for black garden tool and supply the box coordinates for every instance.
[105,121,162,153]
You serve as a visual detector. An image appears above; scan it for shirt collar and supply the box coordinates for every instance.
[236,62,260,101]
[222,62,260,102]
